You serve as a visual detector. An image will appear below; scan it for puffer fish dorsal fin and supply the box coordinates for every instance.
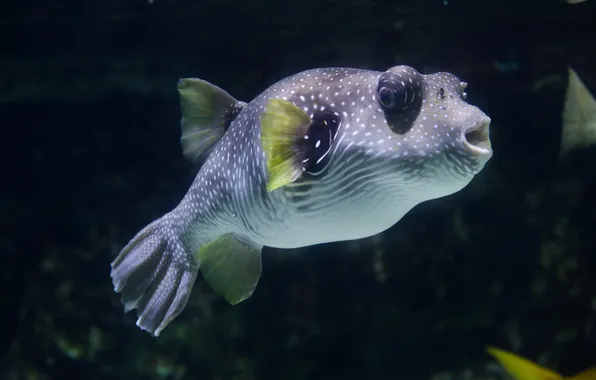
[560,67,596,156]
[177,78,246,163]
[567,369,596,380]
[260,98,312,192]
[195,233,262,305]
[486,346,563,380]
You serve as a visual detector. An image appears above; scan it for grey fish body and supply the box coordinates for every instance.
[110,66,493,336]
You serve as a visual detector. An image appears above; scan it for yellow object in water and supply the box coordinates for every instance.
[486,346,596,380]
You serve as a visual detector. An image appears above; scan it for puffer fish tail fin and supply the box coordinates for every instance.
[486,346,563,380]
[177,78,246,163]
[110,215,199,337]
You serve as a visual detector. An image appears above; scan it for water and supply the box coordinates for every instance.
[2,0,595,379]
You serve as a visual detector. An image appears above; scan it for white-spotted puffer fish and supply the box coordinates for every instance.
[110,65,493,336]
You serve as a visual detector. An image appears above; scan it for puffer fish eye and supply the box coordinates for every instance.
[378,86,398,108]
[377,65,423,134]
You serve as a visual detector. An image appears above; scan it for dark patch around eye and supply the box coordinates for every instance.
[438,87,445,99]
[299,110,340,175]
[377,65,423,135]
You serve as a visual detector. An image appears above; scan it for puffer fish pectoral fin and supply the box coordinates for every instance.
[110,215,199,337]
[485,346,563,380]
[177,78,246,163]
[196,233,263,305]
[260,98,311,192]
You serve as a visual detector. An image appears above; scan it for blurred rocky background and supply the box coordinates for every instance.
[1,0,595,379]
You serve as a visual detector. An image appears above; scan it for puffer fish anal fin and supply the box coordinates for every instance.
[486,346,563,380]
[560,67,596,157]
[177,78,246,163]
[260,98,312,192]
[196,233,263,305]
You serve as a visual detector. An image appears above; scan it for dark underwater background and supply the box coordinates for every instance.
[2,0,596,379]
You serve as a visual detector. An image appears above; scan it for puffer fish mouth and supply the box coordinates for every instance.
[462,120,492,156]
